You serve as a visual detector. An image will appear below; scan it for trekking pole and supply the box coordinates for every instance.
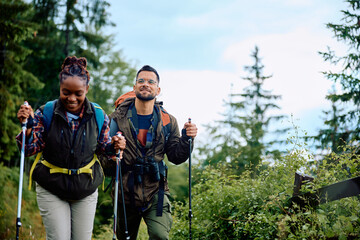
[16,101,28,240]
[188,118,193,240]
[112,132,130,240]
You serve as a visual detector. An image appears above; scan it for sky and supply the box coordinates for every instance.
[106,0,348,144]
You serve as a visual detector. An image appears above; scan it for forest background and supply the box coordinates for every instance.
[1,0,360,239]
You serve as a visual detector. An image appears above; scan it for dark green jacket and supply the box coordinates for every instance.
[110,98,192,207]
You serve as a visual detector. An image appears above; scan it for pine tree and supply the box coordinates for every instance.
[311,96,350,155]
[84,32,136,113]
[23,0,69,106]
[317,0,360,151]
[0,0,43,165]
[199,46,287,175]
[23,0,135,110]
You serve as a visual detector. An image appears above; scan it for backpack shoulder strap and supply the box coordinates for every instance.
[160,106,170,127]
[43,100,56,132]
[91,102,105,138]
[160,106,171,143]
[109,118,120,137]
[42,100,104,138]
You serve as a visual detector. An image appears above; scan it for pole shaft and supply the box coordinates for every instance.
[113,132,130,240]
[119,161,130,239]
[17,101,29,239]
[189,137,193,240]
[188,118,193,240]
[113,156,119,240]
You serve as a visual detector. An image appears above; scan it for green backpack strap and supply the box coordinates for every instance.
[43,100,56,132]
[91,102,105,138]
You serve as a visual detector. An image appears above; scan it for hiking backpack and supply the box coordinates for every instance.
[113,91,172,144]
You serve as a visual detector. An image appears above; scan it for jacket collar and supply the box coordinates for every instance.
[116,97,164,118]
[54,97,94,120]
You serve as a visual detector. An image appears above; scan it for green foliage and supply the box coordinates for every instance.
[0,164,45,239]
[87,43,137,114]
[0,0,43,165]
[21,0,135,112]
[199,46,288,175]
[94,177,151,239]
[166,158,189,203]
[94,218,148,240]
[93,177,114,235]
[316,0,360,151]
[171,142,360,239]
[310,101,350,156]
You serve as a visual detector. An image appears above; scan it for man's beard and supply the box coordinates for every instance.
[136,91,156,101]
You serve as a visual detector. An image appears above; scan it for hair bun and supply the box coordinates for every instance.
[77,57,87,69]
[62,56,75,70]
[59,56,90,84]
[61,56,87,70]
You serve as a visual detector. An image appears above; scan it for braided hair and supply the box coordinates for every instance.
[59,56,90,85]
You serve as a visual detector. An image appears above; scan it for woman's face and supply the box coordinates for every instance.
[60,76,89,113]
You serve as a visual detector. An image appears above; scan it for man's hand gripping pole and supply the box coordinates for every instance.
[113,132,130,240]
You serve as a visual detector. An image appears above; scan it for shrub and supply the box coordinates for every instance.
[0,163,45,239]
[170,144,360,239]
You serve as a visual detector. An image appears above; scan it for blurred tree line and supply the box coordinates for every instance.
[312,0,360,156]
[0,0,137,167]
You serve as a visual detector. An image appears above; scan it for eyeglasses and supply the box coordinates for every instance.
[136,78,158,85]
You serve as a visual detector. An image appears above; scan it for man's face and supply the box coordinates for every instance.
[134,71,161,101]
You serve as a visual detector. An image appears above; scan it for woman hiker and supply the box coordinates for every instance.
[16,56,126,240]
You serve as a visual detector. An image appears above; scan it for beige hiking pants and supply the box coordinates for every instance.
[36,183,98,240]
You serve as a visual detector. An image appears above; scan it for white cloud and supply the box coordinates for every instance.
[221,27,347,117]
[154,27,348,140]
[175,5,235,29]
[156,70,241,140]
[269,0,313,7]
[174,0,322,31]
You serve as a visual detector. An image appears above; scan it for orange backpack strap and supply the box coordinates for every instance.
[114,91,172,142]
[114,91,171,127]
[160,106,171,143]
[160,107,170,126]
[114,91,136,107]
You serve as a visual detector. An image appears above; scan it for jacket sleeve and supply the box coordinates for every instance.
[165,115,194,165]
[15,108,46,157]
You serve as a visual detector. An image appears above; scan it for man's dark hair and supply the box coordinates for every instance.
[136,65,160,82]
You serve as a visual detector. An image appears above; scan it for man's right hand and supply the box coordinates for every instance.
[111,133,126,160]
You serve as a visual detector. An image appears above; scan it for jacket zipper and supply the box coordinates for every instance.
[81,130,86,155]
[142,152,146,206]
[60,129,64,151]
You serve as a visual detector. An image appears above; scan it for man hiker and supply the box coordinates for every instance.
[16,56,126,240]
[108,65,198,239]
